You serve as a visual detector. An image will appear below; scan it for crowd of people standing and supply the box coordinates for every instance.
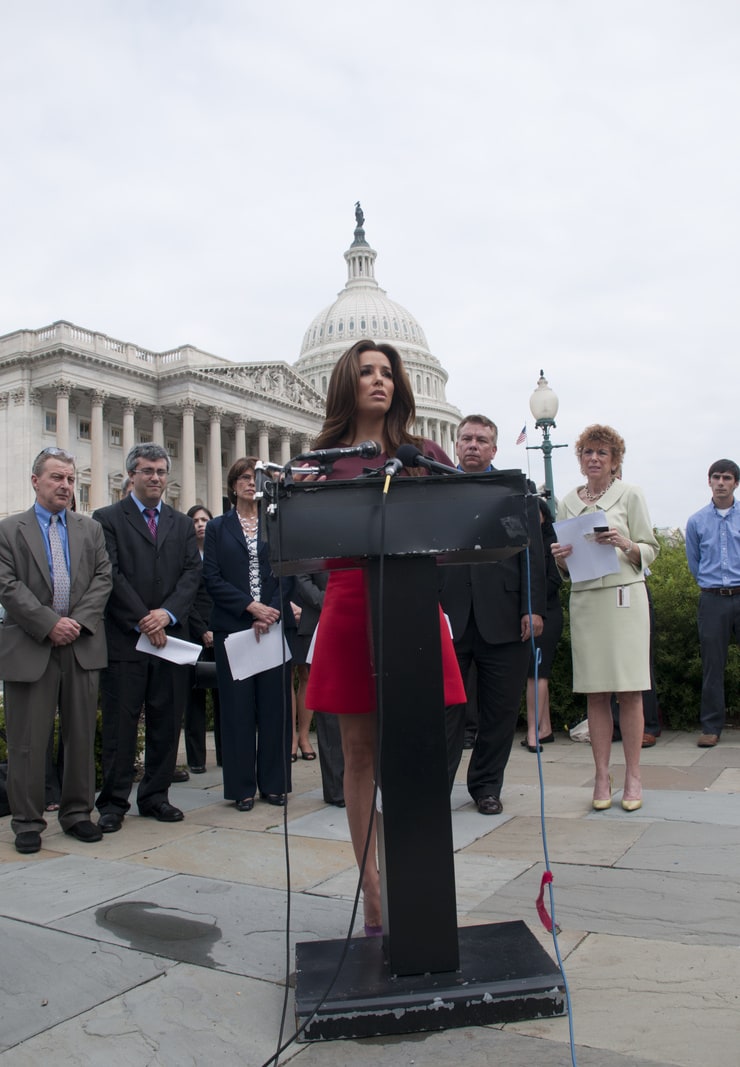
[0,344,738,944]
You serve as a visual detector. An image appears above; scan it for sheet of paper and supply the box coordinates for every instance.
[224,624,292,680]
[553,510,621,583]
[135,632,203,665]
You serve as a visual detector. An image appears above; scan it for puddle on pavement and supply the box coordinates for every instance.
[96,900,221,965]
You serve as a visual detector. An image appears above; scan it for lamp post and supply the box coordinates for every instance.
[527,370,567,519]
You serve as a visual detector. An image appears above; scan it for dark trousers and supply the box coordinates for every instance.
[184,652,222,768]
[97,656,188,816]
[314,711,345,805]
[698,591,740,736]
[446,618,530,799]
[215,637,292,801]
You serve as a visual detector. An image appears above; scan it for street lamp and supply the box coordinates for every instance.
[527,370,567,518]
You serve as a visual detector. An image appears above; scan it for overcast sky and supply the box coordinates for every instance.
[2,1,738,528]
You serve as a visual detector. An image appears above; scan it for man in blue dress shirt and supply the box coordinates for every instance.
[0,447,112,853]
[685,459,740,747]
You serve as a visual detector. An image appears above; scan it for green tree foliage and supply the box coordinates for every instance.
[649,532,740,728]
[522,532,740,733]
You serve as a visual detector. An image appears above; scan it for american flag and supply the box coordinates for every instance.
[515,425,527,445]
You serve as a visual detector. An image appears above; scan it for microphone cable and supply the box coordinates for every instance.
[259,475,389,1067]
[524,537,578,1067]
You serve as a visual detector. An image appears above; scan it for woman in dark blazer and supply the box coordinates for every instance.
[203,457,294,811]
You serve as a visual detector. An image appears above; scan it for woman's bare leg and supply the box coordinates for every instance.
[616,690,644,801]
[587,692,614,802]
[338,712,381,928]
[295,664,314,754]
[526,677,552,745]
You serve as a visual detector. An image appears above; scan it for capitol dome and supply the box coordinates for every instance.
[294,205,461,456]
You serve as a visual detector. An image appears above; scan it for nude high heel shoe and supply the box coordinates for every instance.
[592,774,613,811]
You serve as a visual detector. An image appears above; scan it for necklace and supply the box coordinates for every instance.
[238,512,258,536]
[582,478,615,503]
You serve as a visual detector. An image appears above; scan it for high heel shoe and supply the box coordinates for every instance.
[592,774,613,811]
[621,797,642,812]
[520,738,542,752]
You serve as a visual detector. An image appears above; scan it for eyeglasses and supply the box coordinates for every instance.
[134,467,169,478]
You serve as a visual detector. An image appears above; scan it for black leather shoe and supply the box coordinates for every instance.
[98,812,124,833]
[189,765,207,774]
[476,795,503,815]
[260,793,286,806]
[235,797,255,812]
[65,820,103,843]
[139,801,184,822]
[171,767,190,783]
[15,831,41,854]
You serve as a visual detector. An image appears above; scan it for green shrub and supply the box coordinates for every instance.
[520,532,740,732]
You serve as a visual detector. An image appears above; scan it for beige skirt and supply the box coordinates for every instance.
[569,582,651,693]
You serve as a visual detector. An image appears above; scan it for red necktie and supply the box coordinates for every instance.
[143,508,158,539]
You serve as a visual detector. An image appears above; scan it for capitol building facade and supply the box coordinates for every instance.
[0,209,461,518]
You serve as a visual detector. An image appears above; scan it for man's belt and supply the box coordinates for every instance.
[703,587,740,596]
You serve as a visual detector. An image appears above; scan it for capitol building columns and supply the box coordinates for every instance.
[152,408,165,448]
[0,209,460,519]
[90,391,107,510]
[233,415,247,464]
[54,381,71,451]
[208,408,224,517]
[257,423,270,463]
[179,400,197,508]
[122,401,137,459]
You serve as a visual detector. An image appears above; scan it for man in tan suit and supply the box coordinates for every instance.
[0,447,112,854]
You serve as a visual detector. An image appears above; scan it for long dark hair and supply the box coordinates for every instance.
[314,340,423,457]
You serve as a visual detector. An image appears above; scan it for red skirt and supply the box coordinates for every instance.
[306,569,466,714]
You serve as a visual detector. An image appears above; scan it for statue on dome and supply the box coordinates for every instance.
[355,201,364,229]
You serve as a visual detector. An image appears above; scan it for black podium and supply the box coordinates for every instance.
[263,473,565,1040]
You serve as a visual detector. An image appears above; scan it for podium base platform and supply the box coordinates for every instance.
[295,920,566,1042]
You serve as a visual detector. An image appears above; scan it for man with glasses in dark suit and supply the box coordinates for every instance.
[93,444,201,831]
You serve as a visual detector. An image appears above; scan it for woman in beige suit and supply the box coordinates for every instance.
[553,425,658,813]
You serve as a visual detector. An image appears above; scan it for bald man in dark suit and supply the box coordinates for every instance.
[439,415,546,815]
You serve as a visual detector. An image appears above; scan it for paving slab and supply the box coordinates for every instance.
[291,1027,677,1067]
[0,916,171,1053]
[125,827,357,891]
[617,820,740,877]
[53,872,356,981]
[2,728,739,1066]
[0,965,296,1066]
[0,853,173,923]
[583,788,740,827]
[508,932,740,1067]
[462,813,646,866]
[470,861,740,945]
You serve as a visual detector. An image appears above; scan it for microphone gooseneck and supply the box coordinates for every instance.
[396,444,461,475]
[292,440,382,464]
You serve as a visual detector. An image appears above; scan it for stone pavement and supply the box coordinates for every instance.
[1,728,739,1067]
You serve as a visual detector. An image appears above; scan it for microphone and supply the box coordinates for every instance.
[292,440,382,464]
[395,443,461,475]
[383,456,404,478]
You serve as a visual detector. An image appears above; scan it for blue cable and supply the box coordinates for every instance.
[525,540,578,1067]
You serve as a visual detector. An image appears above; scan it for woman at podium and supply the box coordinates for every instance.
[305,340,465,935]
